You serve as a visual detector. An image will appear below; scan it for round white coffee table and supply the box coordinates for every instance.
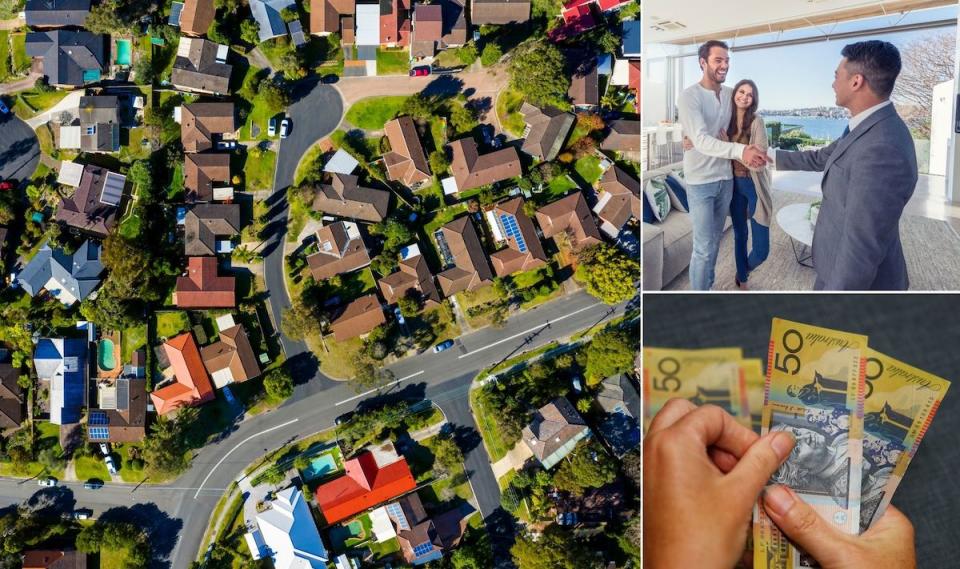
[776,203,816,267]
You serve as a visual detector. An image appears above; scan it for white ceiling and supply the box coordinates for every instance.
[646,0,956,44]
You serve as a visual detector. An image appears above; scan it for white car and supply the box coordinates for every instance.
[38,477,57,487]
[280,118,290,139]
[98,443,110,457]
[105,455,118,475]
[268,117,277,137]
[216,140,237,150]
[73,510,91,520]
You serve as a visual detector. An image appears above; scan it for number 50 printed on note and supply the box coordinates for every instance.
[753,319,868,569]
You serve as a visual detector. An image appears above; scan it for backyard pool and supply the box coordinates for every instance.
[115,40,132,66]
[98,339,116,371]
[301,453,338,481]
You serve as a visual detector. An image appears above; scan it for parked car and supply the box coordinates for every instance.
[104,455,118,475]
[72,510,92,521]
[98,443,110,457]
[279,118,290,138]
[0,99,9,115]
[394,307,405,326]
[84,479,104,490]
[216,140,237,150]
[433,339,454,353]
[409,66,431,77]
[321,74,339,84]
[0,181,14,191]
[268,117,277,137]
[335,411,354,426]
[38,477,57,487]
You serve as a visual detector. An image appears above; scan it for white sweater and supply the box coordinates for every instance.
[677,83,747,185]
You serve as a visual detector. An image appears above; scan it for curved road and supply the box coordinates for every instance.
[0,113,40,183]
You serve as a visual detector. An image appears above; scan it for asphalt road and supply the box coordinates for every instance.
[0,113,39,183]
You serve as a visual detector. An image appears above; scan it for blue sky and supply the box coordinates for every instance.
[679,6,957,110]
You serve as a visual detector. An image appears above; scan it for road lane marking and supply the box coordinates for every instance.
[457,302,602,359]
[334,371,425,406]
[193,418,300,499]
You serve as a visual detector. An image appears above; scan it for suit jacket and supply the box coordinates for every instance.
[776,104,917,290]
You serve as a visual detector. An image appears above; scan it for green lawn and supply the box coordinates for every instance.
[574,155,603,184]
[155,311,190,339]
[99,546,132,569]
[0,31,11,82]
[294,143,326,186]
[423,203,468,237]
[18,90,70,117]
[418,435,473,506]
[74,456,110,481]
[545,174,579,198]
[313,334,363,379]
[470,388,513,462]
[344,96,408,131]
[118,212,141,240]
[168,162,184,200]
[236,65,279,141]
[118,127,151,163]
[121,324,147,362]
[375,48,411,75]
[116,444,146,483]
[496,89,526,137]
[244,148,277,192]
[0,422,65,479]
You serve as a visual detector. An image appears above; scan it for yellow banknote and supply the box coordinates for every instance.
[743,358,765,433]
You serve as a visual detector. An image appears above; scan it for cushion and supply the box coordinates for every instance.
[642,193,656,223]
[665,171,690,213]
[644,176,672,222]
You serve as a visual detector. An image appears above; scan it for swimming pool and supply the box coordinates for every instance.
[301,453,338,481]
[115,40,132,66]
[98,339,116,371]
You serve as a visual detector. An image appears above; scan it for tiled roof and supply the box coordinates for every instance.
[151,332,215,415]
[330,294,386,341]
[172,37,233,94]
[183,203,241,256]
[602,119,640,152]
[181,102,236,153]
[535,191,603,251]
[180,0,215,35]
[448,137,522,192]
[471,0,529,25]
[383,116,431,187]
[55,165,122,237]
[436,216,492,295]
[378,249,440,307]
[306,221,371,281]
[201,324,261,384]
[519,103,575,161]
[184,153,231,203]
[489,197,548,277]
[315,451,416,524]
[312,173,391,222]
[175,256,236,308]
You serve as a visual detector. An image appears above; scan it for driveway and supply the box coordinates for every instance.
[26,90,83,128]
[0,113,39,182]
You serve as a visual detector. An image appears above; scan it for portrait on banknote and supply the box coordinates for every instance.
[770,410,851,510]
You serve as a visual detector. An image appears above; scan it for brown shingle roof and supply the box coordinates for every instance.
[383,116,431,187]
[310,0,355,35]
[22,550,86,569]
[102,377,147,443]
[181,102,236,153]
[596,165,641,230]
[448,137,522,192]
[439,0,466,47]
[184,153,231,203]
[394,493,444,564]
[0,363,24,430]
[306,221,371,281]
[602,119,640,152]
[172,37,233,95]
[489,197,548,277]
[413,4,442,42]
[471,0,529,25]
[330,294,386,341]
[522,397,590,464]
[312,173,391,222]
[201,324,261,383]
[183,203,241,256]
[436,216,493,295]
[175,256,236,308]
[55,164,120,237]
[535,191,603,251]
[519,103,575,161]
[568,54,599,107]
[378,250,441,307]
[180,0,215,36]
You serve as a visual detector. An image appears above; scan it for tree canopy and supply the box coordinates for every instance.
[574,244,640,304]
[508,41,570,108]
[584,325,636,385]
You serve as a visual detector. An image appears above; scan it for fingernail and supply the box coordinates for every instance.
[764,485,796,517]
[770,431,795,461]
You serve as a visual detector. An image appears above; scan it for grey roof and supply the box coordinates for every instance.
[72,95,120,152]
[17,240,104,304]
[24,0,90,27]
[172,38,233,95]
[288,20,306,47]
[519,103,575,162]
[25,30,107,87]
[184,204,241,256]
[597,374,640,456]
[250,0,296,42]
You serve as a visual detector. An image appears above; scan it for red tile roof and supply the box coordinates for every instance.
[175,256,236,308]
[151,332,215,415]
[315,451,416,524]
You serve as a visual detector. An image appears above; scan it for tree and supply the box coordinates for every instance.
[258,79,290,114]
[446,100,477,136]
[508,41,570,108]
[264,367,294,401]
[511,525,591,569]
[282,298,319,340]
[371,217,415,251]
[352,354,395,391]
[127,160,152,192]
[552,440,617,495]
[429,149,450,175]
[240,19,261,45]
[584,326,635,384]
[143,413,192,478]
[278,51,306,80]
[132,57,154,85]
[401,93,440,119]
[207,20,230,45]
[432,434,463,472]
[85,0,128,35]
[456,43,479,65]
[593,29,621,54]
[893,33,955,137]
[397,293,421,319]
[574,244,640,304]
[280,6,298,22]
[480,42,502,66]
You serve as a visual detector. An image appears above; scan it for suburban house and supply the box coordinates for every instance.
[556,0,631,39]
[594,165,640,238]
[324,148,360,175]
[0,363,24,431]
[16,240,104,306]
[250,0,296,42]
[172,37,233,95]
[377,243,441,308]
[383,116,431,187]
[388,493,444,565]
[486,197,548,277]
[183,204,241,256]
[312,173,391,223]
[435,216,493,296]
[55,163,126,237]
[34,338,87,426]
[178,0,216,36]
[519,103,575,162]
[200,320,261,388]
[253,486,329,569]
[25,30,107,87]
[314,443,417,525]
[470,0,529,25]
[611,19,640,106]
[150,332,215,415]
[58,96,120,153]
[306,221,371,281]
[522,397,592,470]
[329,294,386,341]
[88,376,148,443]
[175,256,236,308]
[184,153,232,203]
[309,0,355,37]
[380,0,411,47]
[596,374,640,457]
[21,550,87,569]
[24,0,90,28]
[410,4,441,59]
[180,102,237,153]
[602,118,640,157]
[567,52,599,109]
[355,2,380,54]
[447,137,522,193]
[536,191,603,252]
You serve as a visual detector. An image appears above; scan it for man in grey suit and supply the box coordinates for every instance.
[770,41,917,290]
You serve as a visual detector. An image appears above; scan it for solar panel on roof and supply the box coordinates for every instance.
[89,426,109,440]
[386,502,409,530]
[413,542,434,557]
[116,379,129,410]
[100,172,126,206]
[89,411,109,425]
[169,1,184,26]
[499,213,527,253]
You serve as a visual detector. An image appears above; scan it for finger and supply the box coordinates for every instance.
[864,504,914,540]
[727,431,794,503]
[708,447,739,473]
[647,398,697,435]
[762,485,853,567]
[672,404,759,459]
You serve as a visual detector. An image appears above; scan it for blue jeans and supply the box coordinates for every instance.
[730,176,770,283]
[687,179,733,290]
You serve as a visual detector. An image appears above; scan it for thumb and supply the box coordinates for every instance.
[726,431,794,504]
[762,484,854,568]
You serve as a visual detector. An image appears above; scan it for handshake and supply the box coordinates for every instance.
[742,144,770,169]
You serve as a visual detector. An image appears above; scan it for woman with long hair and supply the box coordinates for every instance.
[726,79,773,289]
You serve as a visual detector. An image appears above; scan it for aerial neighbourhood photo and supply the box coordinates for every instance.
[0,0,640,566]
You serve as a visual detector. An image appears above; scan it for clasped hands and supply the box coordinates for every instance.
[681,130,770,169]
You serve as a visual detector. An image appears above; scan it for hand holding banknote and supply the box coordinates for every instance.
[643,400,796,569]
[762,485,916,569]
